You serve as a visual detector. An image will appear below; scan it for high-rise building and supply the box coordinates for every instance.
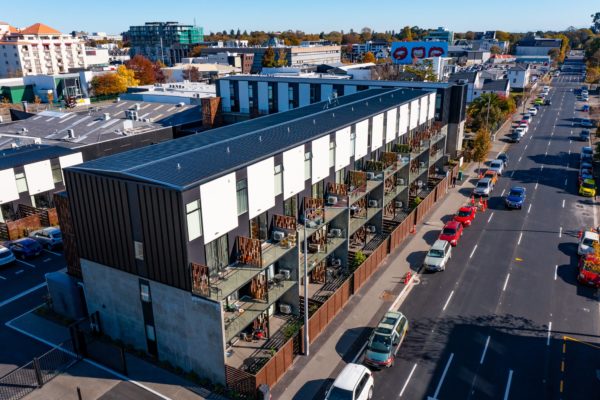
[127,22,204,65]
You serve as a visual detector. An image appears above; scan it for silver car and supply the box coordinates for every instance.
[424,240,452,272]
[473,178,493,197]
[489,160,504,176]
[30,227,63,250]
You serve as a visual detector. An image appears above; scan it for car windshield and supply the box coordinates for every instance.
[428,249,444,258]
[582,238,597,246]
[368,334,392,353]
[491,162,502,168]
[457,210,471,217]
[477,182,488,188]
[509,191,523,197]
[583,149,593,155]
[0,251,11,259]
[582,182,595,189]
[327,387,353,400]
[442,228,456,236]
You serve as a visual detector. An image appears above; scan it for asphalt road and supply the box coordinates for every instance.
[369,71,600,400]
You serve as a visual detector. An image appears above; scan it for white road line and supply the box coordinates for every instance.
[503,273,510,291]
[43,249,61,256]
[564,178,568,186]
[547,322,552,346]
[432,353,454,399]
[470,245,478,259]
[554,265,558,281]
[518,156,522,162]
[568,149,571,155]
[0,282,47,309]
[399,363,418,397]
[480,336,491,364]
[442,291,454,311]
[562,199,565,208]
[15,270,24,275]
[540,165,544,171]
[501,189,505,197]
[559,227,562,238]
[0,275,6,280]
[42,258,51,262]
[545,150,548,156]
[503,370,514,400]
[527,204,532,214]
[487,212,494,223]
[535,182,539,190]
[517,233,523,246]
[17,260,35,269]
[524,144,528,150]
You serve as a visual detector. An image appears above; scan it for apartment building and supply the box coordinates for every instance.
[128,22,204,65]
[0,22,87,78]
[65,87,444,386]
[425,27,454,43]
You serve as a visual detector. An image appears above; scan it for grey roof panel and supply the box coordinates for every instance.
[0,144,75,170]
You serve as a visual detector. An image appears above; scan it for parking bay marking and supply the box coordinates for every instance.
[17,260,35,269]
[0,275,6,280]
[527,204,532,214]
[42,258,51,262]
[15,270,24,275]
[562,199,565,208]
[470,245,478,259]
[517,233,523,245]
[503,370,514,400]
[487,212,494,223]
[555,265,558,281]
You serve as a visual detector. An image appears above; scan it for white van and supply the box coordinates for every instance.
[326,363,374,400]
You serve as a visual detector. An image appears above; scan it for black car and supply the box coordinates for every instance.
[496,153,509,166]
[545,99,552,106]
[509,132,521,143]
[580,130,591,142]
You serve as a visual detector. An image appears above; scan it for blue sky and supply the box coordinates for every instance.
[2,0,596,34]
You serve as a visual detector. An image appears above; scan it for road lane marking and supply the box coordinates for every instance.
[562,199,565,208]
[503,370,514,400]
[43,249,61,256]
[564,178,568,186]
[42,258,51,262]
[0,282,47,309]
[547,321,552,346]
[17,260,36,268]
[568,149,571,155]
[501,189,505,196]
[503,273,510,291]
[517,233,523,245]
[527,204,532,214]
[480,336,491,364]
[518,156,522,162]
[15,269,24,275]
[545,150,548,156]
[442,291,454,311]
[399,363,418,397]
[510,171,514,178]
[0,275,6,280]
[559,227,562,238]
[525,144,528,150]
[431,353,454,399]
[535,182,539,190]
[487,212,494,223]
[470,245,478,259]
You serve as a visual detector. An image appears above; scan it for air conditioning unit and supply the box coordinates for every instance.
[327,195,338,206]
[375,173,384,180]
[33,138,41,144]
[329,228,342,238]
[329,258,342,267]
[279,303,292,315]
[272,230,286,242]
[419,162,425,168]
[366,225,376,233]
[134,103,141,110]
[20,127,28,134]
[395,200,404,209]
[366,172,375,180]
[398,178,405,185]
[279,269,291,280]
[368,199,378,208]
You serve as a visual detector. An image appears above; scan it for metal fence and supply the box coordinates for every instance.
[0,340,80,400]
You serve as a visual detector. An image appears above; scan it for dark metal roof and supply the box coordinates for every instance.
[0,144,75,170]
[482,79,509,92]
[70,88,427,191]
[449,71,478,84]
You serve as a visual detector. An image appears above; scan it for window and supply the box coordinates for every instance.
[134,241,144,260]
[205,234,229,273]
[284,196,297,217]
[335,169,344,185]
[304,152,311,180]
[140,283,151,302]
[186,200,202,241]
[145,324,156,341]
[15,173,27,193]
[51,164,63,184]
[350,130,356,157]
[329,142,335,168]
[356,373,371,398]
[312,181,324,199]
[250,212,268,241]
[274,165,283,196]
[236,179,248,215]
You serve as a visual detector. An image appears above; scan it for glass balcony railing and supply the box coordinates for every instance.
[384,185,408,206]
[299,237,346,276]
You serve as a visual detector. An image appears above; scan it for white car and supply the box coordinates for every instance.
[489,160,505,176]
[578,231,599,256]
[528,107,538,116]
[326,363,374,400]
[0,245,16,267]
[424,239,453,272]
[519,124,529,134]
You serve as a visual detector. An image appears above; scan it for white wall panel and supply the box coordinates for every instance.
[283,144,305,199]
[335,127,351,171]
[399,104,409,137]
[247,157,275,219]
[409,100,419,130]
[371,113,384,151]
[0,168,19,204]
[428,92,436,120]
[386,108,397,143]
[24,160,54,195]
[200,173,238,244]
[354,119,369,159]
[59,152,84,182]
[419,96,428,125]
[311,135,330,184]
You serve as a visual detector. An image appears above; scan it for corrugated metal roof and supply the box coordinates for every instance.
[0,144,75,170]
[71,88,427,190]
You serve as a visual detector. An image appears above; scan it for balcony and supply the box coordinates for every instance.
[410,141,430,158]
[237,235,297,270]
[298,206,346,243]
[300,236,346,276]
[384,184,408,206]
[429,149,445,165]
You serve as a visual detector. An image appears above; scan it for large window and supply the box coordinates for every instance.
[284,196,297,218]
[250,212,268,242]
[186,200,203,241]
[312,181,324,199]
[274,164,283,196]
[205,234,229,273]
[335,169,345,185]
[329,142,335,168]
[236,179,248,215]
[51,164,62,184]
[14,173,27,193]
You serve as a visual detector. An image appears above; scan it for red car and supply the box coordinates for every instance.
[453,206,477,227]
[439,221,464,246]
[578,254,600,288]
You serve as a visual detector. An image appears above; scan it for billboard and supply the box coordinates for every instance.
[391,42,448,64]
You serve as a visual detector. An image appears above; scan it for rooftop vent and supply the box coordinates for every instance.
[134,103,141,110]
[103,113,110,121]
[67,129,75,139]
[20,127,28,134]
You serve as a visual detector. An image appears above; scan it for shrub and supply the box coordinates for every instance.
[412,196,423,208]
[353,251,367,269]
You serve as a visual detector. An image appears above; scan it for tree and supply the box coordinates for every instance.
[183,66,201,82]
[262,46,276,67]
[467,93,514,132]
[276,49,288,67]
[592,12,600,33]
[586,66,600,84]
[465,31,475,40]
[116,65,139,88]
[472,128,492,173]
[190,45,205,57]
[360,27,372,42]
[495,31,511,42]
[404,62,438,82]
[126,55,157,85]
[490,45,502,55]
[399,26,413,41]
[91,73,124,96]
[363,52,376,63]
[153,62,166,83]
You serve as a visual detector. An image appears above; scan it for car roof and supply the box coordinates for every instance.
[0,245,10,252]
[458,206,474,212]
[583,231,600,240]
[478,178,492,183]
[582,146,592,152]
[444,221,462,229]
[583,178,596,184]
[510,186,525,192]
[490,160,503,165]
[14,237,36,244]
[332,363,370,391]
[431,239,448,250]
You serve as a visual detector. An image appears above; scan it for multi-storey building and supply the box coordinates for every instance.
[424,27,454,43]
[127,22,204,66]
[351,41,390,61]
[0,22,87,78]
[65,87,446,386]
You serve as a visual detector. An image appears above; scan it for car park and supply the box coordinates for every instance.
[0,245,16,267]
[579,178,596,197]
[473,177,493,197]
[29,227,62,250]
[438,221,464,246]
[579,130,590,142]
[326,363,374,400]
[577,254,600,288]
[504,186,526,209]
[423,239,452,272]
[578,230,600,256]
[8,238,43,259]
[528,107,538,116]
[453,206,477,227]
[489,160,504,176]
[363,311,409,368]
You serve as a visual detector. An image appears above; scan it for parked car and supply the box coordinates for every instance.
[581,146,594,162]
[579,178,597,197]
[583,105,590,112]
[579,130,591,142]
[363,311,409,368]
[510,131,522,143]
[522,114,532,122]
[578,230,599,256]
[0,245,16,267]
[519,123,529,133]
[579,169,594,185]
[505,186,526,209]
[325,363,374,400]
[545,99,552,106]
[528,107,538,116]
[473,178,493,197]
[496,153,509,166]
[577,254,600,288]
[581,119,594,128]
[454,206,477,227]
[423,239,452,272]
[8,238,43,259]
[484,170,499,185]
[489,159,505,176]
[29,227,62,250]
[534,98,544,106]
[438,221,464,246]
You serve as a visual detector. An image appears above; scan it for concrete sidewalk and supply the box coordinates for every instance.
[273,140,509,399]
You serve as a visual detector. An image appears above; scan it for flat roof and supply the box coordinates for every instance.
[0,144,75,169]
[70,88,427,190]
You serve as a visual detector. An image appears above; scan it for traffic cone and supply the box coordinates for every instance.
[403,271,412,284]
[410,225,416,234]
[483,198,488,211]
[471,195,475,206]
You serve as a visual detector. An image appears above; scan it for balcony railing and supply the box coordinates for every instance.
[300,237,346,276]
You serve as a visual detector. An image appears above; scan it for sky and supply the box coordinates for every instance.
[2,0,597,35]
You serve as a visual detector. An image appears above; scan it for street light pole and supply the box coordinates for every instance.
[303,208,310,356]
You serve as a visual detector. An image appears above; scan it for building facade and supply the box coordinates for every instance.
[65,88,445,386]
[515,37,562,56]
[425,27,454,43]
[128,22,204,66]
[0,22,87,78]
[507,64,531,90]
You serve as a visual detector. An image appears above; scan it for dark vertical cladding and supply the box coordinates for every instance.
[137,185,189,291]
[65,170,136,275]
